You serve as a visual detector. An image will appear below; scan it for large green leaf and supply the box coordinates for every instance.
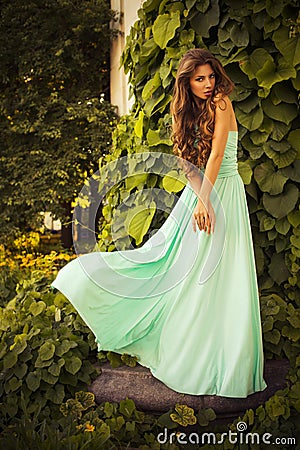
[162,170,186,192]
[190,0,220,37]
[170,404,197,426]
[65,357,82,375]
[134,111,144,138]
[269,253,290,284]
[142,72,161,101]
[139,39,160,65]
[235,105,263,131]
[143,91,165,117]
[266,0,284,18]
[241,134,265,159]
[264,144,298,169]
[147,129,172,146]
[288,130,300,158]
[125,201,156,245]
[238,160,254,185]
[263,184,299,219]
[153,11,181,49]
[237,94,258,113]
[239,48,296,94]
[26,371,42,392]
[271,81,298,106]
[273,27,300,66]
[281,160,300,183]
[38,341,56,361]
[270,121,290,142]
[230,23,249,47]
[262,98,298,125]
[254,161,288,194]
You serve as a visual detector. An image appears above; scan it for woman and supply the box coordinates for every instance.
[52,49,267,397]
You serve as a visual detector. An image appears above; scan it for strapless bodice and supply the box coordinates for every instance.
[216,130,238,178]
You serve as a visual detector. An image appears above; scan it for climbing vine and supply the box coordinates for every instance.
[94,0,300,441]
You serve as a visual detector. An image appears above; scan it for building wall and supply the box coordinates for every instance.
[110,0,143,116]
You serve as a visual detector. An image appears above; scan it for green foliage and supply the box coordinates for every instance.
[170,404,197,426]
[94,0,300,444]
[0,0,118,240]
[0,265,98,425]
[99,0,300,305]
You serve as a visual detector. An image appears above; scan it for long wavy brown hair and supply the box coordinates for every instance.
[170,49,234,170]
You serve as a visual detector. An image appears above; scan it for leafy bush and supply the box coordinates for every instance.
[0,251,98,426]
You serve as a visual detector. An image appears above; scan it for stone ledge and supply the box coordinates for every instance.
[89,359,290,417]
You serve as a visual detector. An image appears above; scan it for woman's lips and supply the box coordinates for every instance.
[204,91,212,95]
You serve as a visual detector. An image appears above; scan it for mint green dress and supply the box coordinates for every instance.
[51,131,267,397]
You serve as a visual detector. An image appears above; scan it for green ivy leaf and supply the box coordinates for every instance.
[268,252,290,284]
[264,145,297,169]
[29,301,46,316]
[288,210,300,228]
[119,398,136,418]
[126,202,156,245]
[153,11,181,49]
[281,160,300,182]
[264,329,281,345]
[282,325,300,342]
[273,27,300,66]
[55,339,77,357]
[65,356,82,375]
[262,98,298,125]
[162,170,186,192]
[230,23,249,47]
[134,111,144,138]
[26,371,42,392]
[197,407,217,426]
[288,130,300,158]
[235,106,263,131]
[142,72,161,101]
[147,129,172,146]
[262,217,275,231]
[241,135,264,159]
[263,315,274,333]
[275,217,290,235]
[263,184,298,219]
[270,121,290,142]
[45,384,65,404]
[75,391,96,410]
[190,0,220,37]
[41,368,59,385]
[38,341,56,361]
[48,359,65,377]
[170,404,197,427]
[254,161,288,194]
[3,351,18,370]
[238,160,254,185]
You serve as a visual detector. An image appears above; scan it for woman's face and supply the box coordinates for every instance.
[189,63,216,100]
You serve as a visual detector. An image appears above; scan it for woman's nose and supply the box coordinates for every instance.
[206,78,212,87]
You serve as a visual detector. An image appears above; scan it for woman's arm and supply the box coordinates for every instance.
[199,96,235,203]
[193,96,236,234]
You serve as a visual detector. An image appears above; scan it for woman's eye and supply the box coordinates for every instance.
[210,74,215,78]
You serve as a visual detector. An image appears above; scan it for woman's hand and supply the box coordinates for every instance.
[192,198,215,235]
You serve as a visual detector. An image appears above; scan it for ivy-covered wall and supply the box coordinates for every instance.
[98,0,300,324]
[93,1,300,435]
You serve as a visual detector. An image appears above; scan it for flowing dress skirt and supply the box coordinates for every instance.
[51,131,267,397]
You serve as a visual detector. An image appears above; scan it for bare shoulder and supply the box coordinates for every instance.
[213,94,237,131]
[213,94,233,113]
